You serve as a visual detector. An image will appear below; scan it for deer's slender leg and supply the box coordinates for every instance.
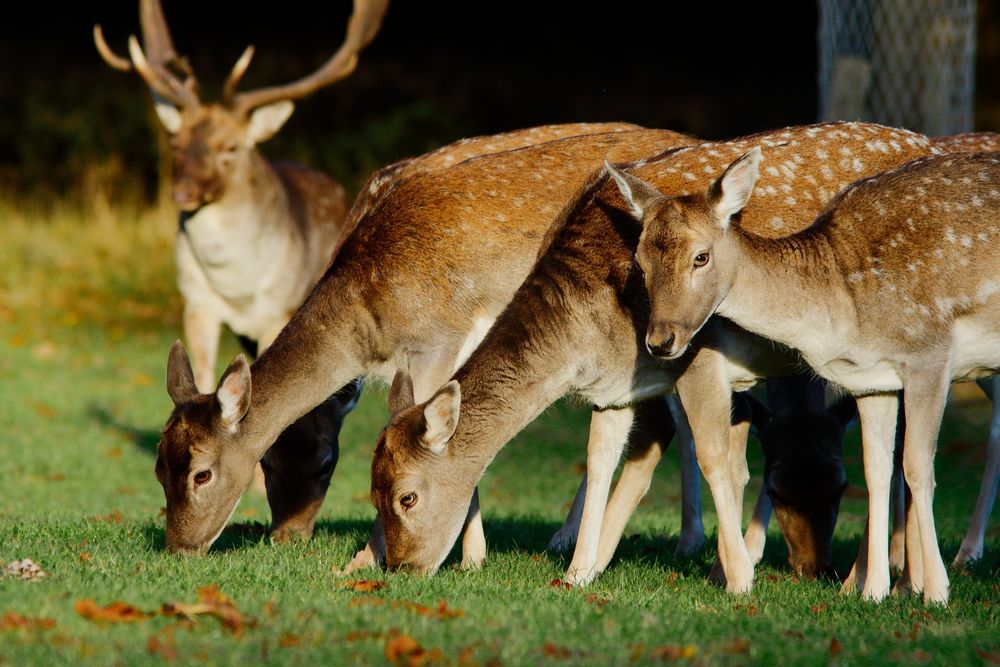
[667,395,707,557]
[955,376,1000,566]
[593,398,673,573]
[744,486,773,566]
[847,393,899,601]
[183,302,222,393]
[547,474,588,553]
[565,406,635,586]
[900,366,950,604]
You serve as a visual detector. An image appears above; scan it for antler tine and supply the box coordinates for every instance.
[137,0,200,108]
[93,25,134,71]
[127,35,199,109]
[222,45,257,104]
[232,0,389,115]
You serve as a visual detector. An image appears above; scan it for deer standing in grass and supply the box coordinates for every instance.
[369,123,936,585]
[628,148,1000,604]
[95,0,388,390]
[154,127,698,559]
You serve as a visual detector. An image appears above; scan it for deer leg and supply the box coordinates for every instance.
[889,434,907,572]
[677,372,754,594]
[744,485,773,566]
[846,393,898,601]
[900,367,950,605]
[565,406,635,586]
[954,376,1000,566]
[667,395,707,557]
[593,398,672,573]
[547,474,588,553]
[183,302,222,393]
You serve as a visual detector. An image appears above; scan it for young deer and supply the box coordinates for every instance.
[154,128,697,559]
[629,148,1000,604]
[95,0,388,391]
[369,122,935,586]
[257,122,653,543]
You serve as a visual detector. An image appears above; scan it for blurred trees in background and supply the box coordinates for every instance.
[1,1,998,210]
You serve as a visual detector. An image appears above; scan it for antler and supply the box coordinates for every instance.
[229,0,389,115]
[93,0,201,109]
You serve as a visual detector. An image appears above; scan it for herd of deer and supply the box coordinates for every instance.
[95,0,1000,606]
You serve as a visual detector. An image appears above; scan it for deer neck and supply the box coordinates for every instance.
[716,226,851,366]
[237,270,370,461]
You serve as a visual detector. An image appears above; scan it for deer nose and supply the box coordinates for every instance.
[645,326,676,357]
[172,181,202,210]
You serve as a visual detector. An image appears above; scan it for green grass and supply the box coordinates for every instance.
[1,205,999,665]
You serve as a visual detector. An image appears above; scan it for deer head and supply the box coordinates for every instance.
[370,369,474,572]
[95,0,388,211]
[607,148,762,359]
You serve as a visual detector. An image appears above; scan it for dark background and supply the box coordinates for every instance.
[1,1,998,203]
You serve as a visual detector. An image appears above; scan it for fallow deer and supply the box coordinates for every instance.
[154,128,698,561]
[629,148,1000,604]
[94,0,388,390]
[369,122,935,587]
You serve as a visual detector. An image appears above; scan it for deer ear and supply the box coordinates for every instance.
[606,161,664,222]
[153,99,182,134]
[711,147,761,228]
[215,355,252,429]
[388,367,415,417]
[166,340,198,405]
[420,381,461,454]
[246,100,295,145]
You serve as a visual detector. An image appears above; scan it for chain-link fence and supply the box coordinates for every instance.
[818,0,977,135]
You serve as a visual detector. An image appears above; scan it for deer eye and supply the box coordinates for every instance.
[693,252,710,268]
[399,492,418,510]
[193,469,213,486]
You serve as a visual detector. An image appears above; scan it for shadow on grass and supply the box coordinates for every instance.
[89,404,160,456]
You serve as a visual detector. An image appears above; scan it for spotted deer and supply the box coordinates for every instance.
[628,146,1000,604]
[154,128,698,560]
[369,122,935,586]
[95,0,388,391]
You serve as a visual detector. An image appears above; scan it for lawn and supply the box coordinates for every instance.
[1,204,999,665]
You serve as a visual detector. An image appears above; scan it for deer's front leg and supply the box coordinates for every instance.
[460,488,486,569]
[849,392,898,601]
[667,395,707,557]
[900,368,950,605]
[594,397,673,573]
[565,406,635,586]
[954,376,1000,566]
[183,302,222,393]
[547,474,588,553]
[677,375,754,594]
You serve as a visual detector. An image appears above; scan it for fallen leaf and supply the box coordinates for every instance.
[549,578,573,590]
[586,593,609,607]
[105,447,122,459]
[976,648,1000,664]
[346,629,383,642]
[1,611,56,631]
[649,644,697,660]
[385,632,442,666]
[75,599,153,623]
[829,637,842,656]
[79,552,91,562]
[91,511,123,524]
[911,649,932,663]
[262,601,277,616]
[3,559,47,582]
[722,638,750,655]
[542,642,572,659]
[341,579,388,592]
[147,629,177,662]
[734,603,758,616]
[162,585,246,636]
[629,644,645,662]
[32,402,55,417]
[279,632,300,648]
[348,596,463,620]
[811,603,828,614]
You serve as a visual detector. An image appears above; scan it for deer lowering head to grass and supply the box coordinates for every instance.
[95,0,388,390]
[629,148,1000,604]
[154,127,697,556]
[371,122,936,587]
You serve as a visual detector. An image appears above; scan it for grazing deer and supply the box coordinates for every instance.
[628,148,1000,604]
[154,127,697,557]
[94,0,388,391]
[369,122,935,586]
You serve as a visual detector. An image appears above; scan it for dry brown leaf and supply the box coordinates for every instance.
[341,579,388,592]
[542,642,572,660]
[75,599,153,623]
[722,638,751,655]
[346,629,384,642]
[91,511,124,524]
[829,637,843,656]
[977,648,1000,664]
[385,632,442,666]
[161,585,246,636]
[79,552,91,563]
[1,611,56,631]
[585,593,609,607]
[549,578,573,590]
[147,628,178,662]
[649,644,697,660]
[279,632,301,648]
[348,596,463,620]
[811,603,828,614]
